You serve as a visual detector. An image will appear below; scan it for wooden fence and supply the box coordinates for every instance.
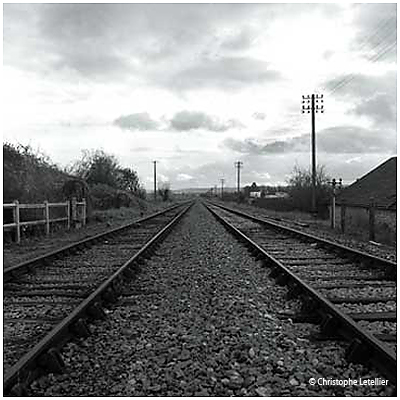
[3,198,86,244]
[330,202,396,244]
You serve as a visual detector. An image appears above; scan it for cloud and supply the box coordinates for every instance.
[324,71,396,98]
[176,173,194,181]
[113,110,245,132]
[222,138,271,155]
[352,94,396,127]
[219,27,257,51]
[113,110,245,133]
[169,110,243,132]
[130,146,151,152]
[3,4,270,83]
[351,3,397,62]
[316,126,395,153]
[223,125,396,155]
[3,3,337,89]
[114,113,159,131]
[252,112,267,120]
[324,71,397,129]
[323,71,396,129]
[165,56,282,91]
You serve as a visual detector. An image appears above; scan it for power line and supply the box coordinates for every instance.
[329,38,396,94]
[355,15,396,55]
[326,21,397,95]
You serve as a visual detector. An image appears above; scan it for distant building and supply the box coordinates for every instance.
[247,182,261,198]
[332,157,396,244]
[263,192,289,199]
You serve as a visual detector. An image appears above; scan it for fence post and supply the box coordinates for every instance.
[340,204,346,233]
[369,202,376,241]
[71,197,77,228]
[330,195,336,229]
[82,198,86,226]
[13,200,21,244]
[44,200,50,236]
[67,201,71,230]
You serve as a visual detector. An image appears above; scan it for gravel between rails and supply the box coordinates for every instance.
[4,208,185,372]
[27,202,394,396]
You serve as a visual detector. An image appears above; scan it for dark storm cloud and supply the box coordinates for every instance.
[3,3,324,86]
[223,126,395,155]
[170,111,244,132]
[114,113,159,131]
[4,4,262,79]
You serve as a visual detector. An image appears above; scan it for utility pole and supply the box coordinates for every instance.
[329,178,342,229]
[234,161,243,194]
[153,161,157,201]
[302,94,324,214]
[220,178,225,199]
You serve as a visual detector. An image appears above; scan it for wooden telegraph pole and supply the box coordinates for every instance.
[302,94,324,214]
[234,161,243,194]
[153,161,157,201]
[220,178,225,199]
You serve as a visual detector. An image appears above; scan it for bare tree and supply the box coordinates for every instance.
[287,164,331,213]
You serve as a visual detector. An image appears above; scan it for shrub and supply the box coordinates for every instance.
[287,164,331,215]
[3,143,69,203]
[90,183,141,209]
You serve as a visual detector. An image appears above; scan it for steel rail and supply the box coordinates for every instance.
[4,201,194,394]
[209,201,396,277]
[4,201,191,280]
[205,202,397,385]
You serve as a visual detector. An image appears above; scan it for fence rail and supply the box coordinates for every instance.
[3,198,86,244]
[330,201,396,244]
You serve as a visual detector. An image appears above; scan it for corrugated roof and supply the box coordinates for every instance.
[336,157,397,209]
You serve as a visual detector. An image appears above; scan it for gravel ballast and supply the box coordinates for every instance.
[216,201,396,263]
[27,202,394,396]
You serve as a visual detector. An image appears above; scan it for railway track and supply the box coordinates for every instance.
[4,201,193,395]
[205,201,397,385]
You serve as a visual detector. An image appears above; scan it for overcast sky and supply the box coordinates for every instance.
[3,3,397,190]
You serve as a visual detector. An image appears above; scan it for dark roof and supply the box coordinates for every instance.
[336,157,397,209]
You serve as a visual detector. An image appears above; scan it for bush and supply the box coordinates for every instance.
[287,164,331,216]
[158,183,172,202]
[3,143,70,203]
[90,183,141,209]
[69,149,145,196]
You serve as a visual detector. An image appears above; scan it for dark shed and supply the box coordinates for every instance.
[336,157,396,209]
